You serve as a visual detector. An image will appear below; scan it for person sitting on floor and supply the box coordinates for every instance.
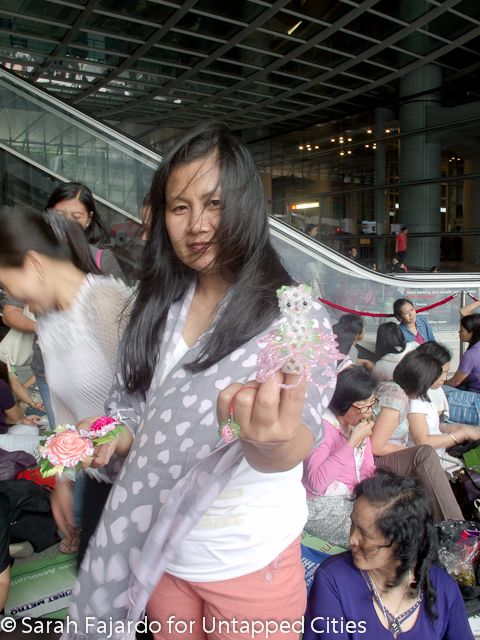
[304,471,473,640]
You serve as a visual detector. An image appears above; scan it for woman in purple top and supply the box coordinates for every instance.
[394,298,435,345]
[446,314,480,393]
[304,471,473,640]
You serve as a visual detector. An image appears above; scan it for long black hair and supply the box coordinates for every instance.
[393,350,441,400]
[461,314,480,350]
[353,471,438,619]
[122,122,292,394]
[46,182,109,246]
[329,366,377,416]
[375,322,407,359]
[0,361,10,388]
[0,206,100,275]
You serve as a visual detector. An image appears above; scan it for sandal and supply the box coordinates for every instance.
[59,529,80,554]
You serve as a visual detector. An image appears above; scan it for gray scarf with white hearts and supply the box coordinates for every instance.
[63,282,336,640]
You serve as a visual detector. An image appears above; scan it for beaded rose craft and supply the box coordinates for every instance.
[218,284,341,444]
[37,417,124,479]
[256,284,341,388]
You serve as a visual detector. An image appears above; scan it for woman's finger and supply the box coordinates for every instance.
[216,382,244,425]
[250,373,282,428]
[277,373,308,429]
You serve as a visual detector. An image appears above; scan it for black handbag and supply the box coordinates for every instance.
[449,468,480,521]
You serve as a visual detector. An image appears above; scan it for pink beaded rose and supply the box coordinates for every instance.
[37,425,94,478]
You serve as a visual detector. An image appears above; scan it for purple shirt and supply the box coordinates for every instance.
[0,379,15,434]
[304,553,473,640]
[459,342,480,393]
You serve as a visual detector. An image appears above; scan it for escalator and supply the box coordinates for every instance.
[1,67,479,365]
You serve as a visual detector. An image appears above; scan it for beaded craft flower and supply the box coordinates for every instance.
[256,283,341,389]
[37,417,125,479]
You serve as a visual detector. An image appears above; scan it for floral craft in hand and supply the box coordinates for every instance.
[37,416,124,479]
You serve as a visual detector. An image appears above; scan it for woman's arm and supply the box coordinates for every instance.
[303,426,355,495]
[2,304,36,333]
[446,370,469,388]
[9,373,33,406]
[408,412,480,448]
[370,406,404,455]
[460,299,480,317]
[4,402,26,424]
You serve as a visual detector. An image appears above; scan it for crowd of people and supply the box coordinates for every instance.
[0,122,478,639]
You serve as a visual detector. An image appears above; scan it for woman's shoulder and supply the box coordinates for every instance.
[314,552,356,580]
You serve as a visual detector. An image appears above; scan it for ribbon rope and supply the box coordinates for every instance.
[467,292,479,302]
[317,292,460,318]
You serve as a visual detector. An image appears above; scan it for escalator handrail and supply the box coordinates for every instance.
[269,216,480,289]
[0,66,161,167]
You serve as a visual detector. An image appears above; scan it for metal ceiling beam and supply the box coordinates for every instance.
[148,0,461,129]
[136,0,380,128]
[252,22,480,131]
[32,0,99,83]
[71,0,199,104]
[99,0,292,118]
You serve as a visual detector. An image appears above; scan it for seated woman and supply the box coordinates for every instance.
[393,298,435,345]
[408,342,479,456]
[303,367,377,547]
[304,471,473,640]
[0,361,41,449]
[332,321,358,372]
[372,321,417,382]
[445,314,480,394]
[371,350,474,521]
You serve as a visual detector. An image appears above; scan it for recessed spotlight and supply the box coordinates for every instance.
[340,151,345,156]
[365,144,370,148]
[367,128,373,134]
[347,150,352,155]
[385,128,391,133]
[347,137,352,142]
[331,138,335,142]
[314,145,319,149]
[457,157,461,161]
[174,98,182,104]
[298,146,304,150]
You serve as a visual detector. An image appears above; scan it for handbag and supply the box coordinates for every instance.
[450,468,480,520]
[0,448,36,481]
[448,389,480,426]
[0,327,34,367]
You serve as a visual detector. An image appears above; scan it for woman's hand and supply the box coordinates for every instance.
[76,416,133,467]
[460,425,480,442]
[347,418,373,449]
[217,372,313,472]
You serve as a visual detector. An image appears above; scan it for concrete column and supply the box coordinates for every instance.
[399,65,442,269]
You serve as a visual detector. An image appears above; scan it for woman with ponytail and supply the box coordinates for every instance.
[0,206,131,555]
[304,471,472,639]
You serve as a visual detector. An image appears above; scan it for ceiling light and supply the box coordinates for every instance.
[347,137,352,142]
[174,98,182,104]
[330,138,335,143]
[365,144,370,148]
[292,202,320,210]
[367,128,373,134]
[347,150,352,155]
[457,157,461,161]
[385,128,391,133]
[340,151,345,156]
[314,145,319,149]
[287,20,303,35]
[298,146,304,150]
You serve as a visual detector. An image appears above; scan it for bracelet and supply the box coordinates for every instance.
[449,432,459,445]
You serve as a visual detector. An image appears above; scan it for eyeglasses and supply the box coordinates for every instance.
[351,397,377,414]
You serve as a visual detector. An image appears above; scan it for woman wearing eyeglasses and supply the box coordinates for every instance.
[303,367,377,547]
[304,472,473,640]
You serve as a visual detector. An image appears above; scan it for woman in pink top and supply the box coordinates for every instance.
[303,367,377,546]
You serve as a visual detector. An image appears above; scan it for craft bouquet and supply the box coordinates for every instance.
[37,416,124,479]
